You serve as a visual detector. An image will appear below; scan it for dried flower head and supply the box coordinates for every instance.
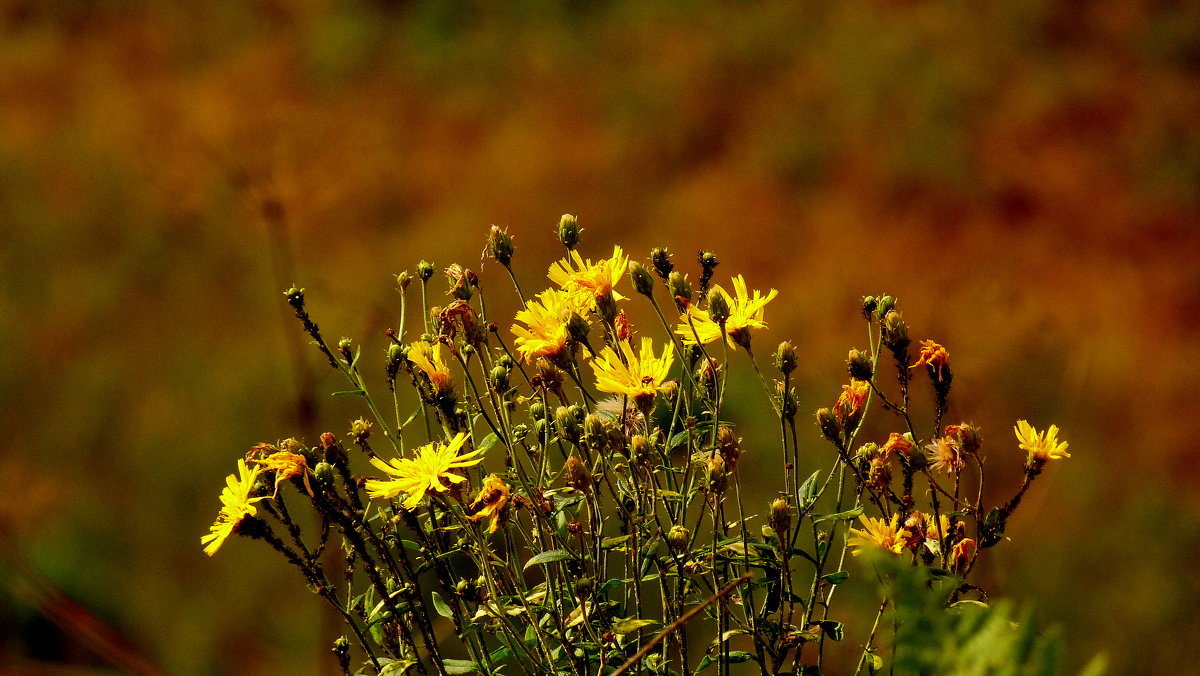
[911,339,950,381]
[925,436,966,474]
[251,451,313,497]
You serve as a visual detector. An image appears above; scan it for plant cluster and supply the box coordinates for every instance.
[203,219,1075,675]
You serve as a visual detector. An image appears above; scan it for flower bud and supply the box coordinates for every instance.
[490,366,510,392]
[769,498,791,537]
[496,354,515,370]
[557,214,581,250]
[396,272,411,291]
[874,295,896,319]
[285,286,305,312]
[868,456,892,491]
[708,291,731,327]
[667,525,691,552]
[661,380,679,405]
[486,225,515,266]
[630,435,651,464]
[629,261,655,297]
[776,341,798,376]
[881,310,909,350]
[416,260,435,281]
[555,406,581,443]
[698,250,719,298]
[529,400,546,420]
[847,348,873,381]
[350,418,373,445]
[716,426,742,471]
[320,432,337,449]
[816,407,841,443]
[337,337,354,364]
[564,456,592,492]
[650,247,674,280]
[861,295,877,319]
[706,456,727,494]
[668,271,692,309]
[573,576,594,599]
[313,461,335,489]
[387,342,406,365]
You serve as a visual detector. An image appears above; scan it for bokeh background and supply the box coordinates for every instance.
[2,0,1199,673]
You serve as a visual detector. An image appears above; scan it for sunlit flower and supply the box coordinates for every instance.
[589,337,674,410]
[880,432,915,458]
[251,451,313,497]
[201,459,266,557]
[408,341,453,393]
[835,379,870,426]
[511,288,580,364]
[676,275,778,349]
[365,433,483,509]
[468,474,511,533]
[547,245,628,309]
[848,513,910,556]
[1014,420,1070,466]
[911,339,950,381]
[925,436,966,474]
[951,537,977,572]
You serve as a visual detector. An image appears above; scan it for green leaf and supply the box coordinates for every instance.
[331,389,367,397]
[443,658,480,674]
[477,433,499,453]
[601,535,631,550]
[726,651,756,663]
[821,571,849,585]
[818,620,845,641]
[694,655,717,673]
[524,549,574,569]
[866,653,884,674]
[799,470,821,508]
[813,505,864,524]
[489,646,512,663]
[430,591,453,619]
[611,618,658,635]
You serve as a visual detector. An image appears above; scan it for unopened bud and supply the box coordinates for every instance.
[650,247,673,280]
[816,408,841,443]
[717,426,742,471]
[490,366,510,392]
[313,461,335,488]
[630,435,651,464]
[776,341,798,375]
[557,214,581,250]
[573,576,594,598]
[668,271,692,309]
[847,348,874,381]
[396,272,411,291]
[875,295,896,319]
[708,291,731,327]
[706,456,728,493]
[881,310,909,350]
[529,400,546,420]
[416,260,435,281]
[861,295,877,319]
[486,225,515,266]
[667,525,691,552]
[564,456,592,492]
[284,286,305,311]
[320,432,337,449]
[629,261,655,297]
[769,498,791,536]
[555,406,580,443]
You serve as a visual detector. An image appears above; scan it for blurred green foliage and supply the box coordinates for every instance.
[1,0,1198,673]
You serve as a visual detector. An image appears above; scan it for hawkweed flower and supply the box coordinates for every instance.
[251,450,313,497]
[589,337,674,412]
[952,537,977,573]
[468,474,510,533]
[925,436,966,474]
[365,432,483,509]
[911,339,950,382]
[848,513,909,556]
[201,459,267,556]
[880,432,915,458]
[676,275,778,349]
[408,340,454,395]
[835,379,870,428]
[511,288,579,364]
[547,245,628,312]
[1015,420,1070,469]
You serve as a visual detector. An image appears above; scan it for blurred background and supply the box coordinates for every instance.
[1,0,1198,673]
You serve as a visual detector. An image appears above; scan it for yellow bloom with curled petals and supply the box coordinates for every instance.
[409,341,453,393]
[1015,420,1070,464]
[251,451,313,497]
[468,474,511,533]
[847,513,909,556]
[201,459,266,556]
[676,275,778,348]
[511,288,580,364]
[366,433,483,509]
[589,337,674,410]
[547,245,628,309]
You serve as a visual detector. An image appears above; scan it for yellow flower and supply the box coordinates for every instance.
[848,513,909,556]
[409,341,453,393]
[547,245,628,309]
[676,275,778,348]
[251,451,313,497]
[365,432,483,509]
[834,379,870,426]
[468,474,511,533]
[880,432,915,458]
[1014,420,1070,464]
[589,337,674,409]
[201,459,266,557]
[511,288,579,364]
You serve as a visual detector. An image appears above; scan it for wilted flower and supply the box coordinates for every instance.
[925,436,966,474]
[912,339,950,382]
[880,432,915,458]
[468,474,511,534]
[251,451,313,497]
